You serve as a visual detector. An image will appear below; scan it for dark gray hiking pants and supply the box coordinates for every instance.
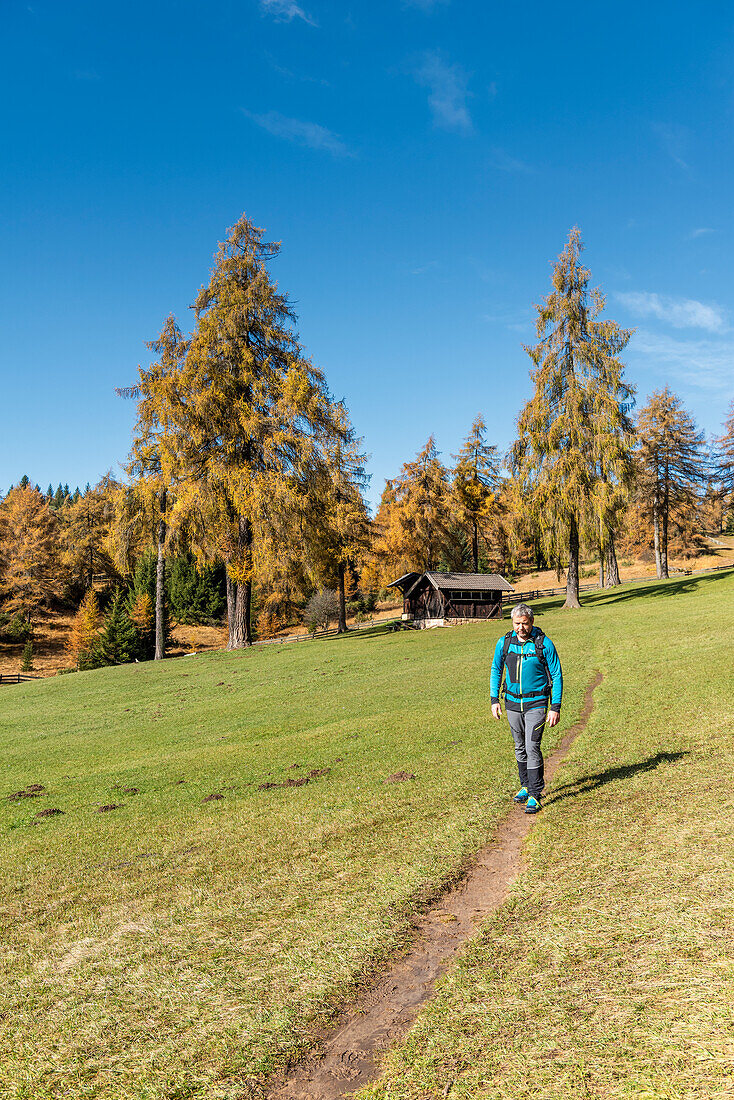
[507,707,547,799]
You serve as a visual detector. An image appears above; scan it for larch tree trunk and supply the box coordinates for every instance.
[598,537,605,588]
[472,519,479,573]
[226,573,235,634]
[653,499,662,579]
[337,561,347,633]
[563,514,582,609]
[604,531,621,586]
[660,461,670,579]
[661,502,669,578]
[227,515,253,648]
[155,491,167,660]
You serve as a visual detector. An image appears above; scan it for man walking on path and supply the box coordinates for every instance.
[490,603,563,815]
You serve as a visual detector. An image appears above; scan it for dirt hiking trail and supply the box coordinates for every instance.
[268,671,603,1100]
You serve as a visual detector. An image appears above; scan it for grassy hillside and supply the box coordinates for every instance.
[1,570,732,1098]
[362,571,734,1100]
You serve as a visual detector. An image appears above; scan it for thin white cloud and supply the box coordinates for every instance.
[688,227,714,239]
[615,291,727,333]
[242,109,351,156]
[403,0,450,10]
[652,122,691,171]
[260,0,317,26]
[412,50,473,134]
[631,330,734,393]
[411,260,439,275]
[488,147,531,173]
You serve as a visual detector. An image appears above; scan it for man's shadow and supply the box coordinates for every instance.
[544,750,688,807]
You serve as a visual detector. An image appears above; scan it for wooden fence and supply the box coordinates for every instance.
[254,615,407,647]
[0,673,37,685]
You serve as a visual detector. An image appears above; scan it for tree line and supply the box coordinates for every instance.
[0,221,732,666]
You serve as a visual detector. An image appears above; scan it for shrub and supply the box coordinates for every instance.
[0,611,32,643]
[304,590,339,632]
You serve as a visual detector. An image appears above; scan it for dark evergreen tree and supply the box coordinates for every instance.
[97,588,138,665]
[53,485,65,510]
[20,640,35,672]
[19,475,30,489]
[166,553,226,624]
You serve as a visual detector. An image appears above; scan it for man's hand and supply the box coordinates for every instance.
[491,702,502,720]
[548,709,560,727]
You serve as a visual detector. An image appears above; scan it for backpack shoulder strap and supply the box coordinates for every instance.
[501,630,514,664]
[533,628,552,687]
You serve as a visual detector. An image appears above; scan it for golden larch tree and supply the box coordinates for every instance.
[452,414,502,573]
[154,215,342,647]
[636,388,706,578]
[0,485,62,623]
[371,436,452,583]
[513,228,635,607]
[67,588,102,669]
[306,403,371,632]
[115,314,188,659]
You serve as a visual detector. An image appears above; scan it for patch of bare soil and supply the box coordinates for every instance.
[257,768,332,792]
[7,784,46,801]
[0,610,229,680]
[0,608,76,679]
[268,671,603,1100]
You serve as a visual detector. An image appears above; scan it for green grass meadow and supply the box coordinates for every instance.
[1,571,733,1098]
[362,572,734,1100]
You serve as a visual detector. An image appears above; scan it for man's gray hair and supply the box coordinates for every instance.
[511,603,534,620]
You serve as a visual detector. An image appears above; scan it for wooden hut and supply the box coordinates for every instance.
[387,572,515,627]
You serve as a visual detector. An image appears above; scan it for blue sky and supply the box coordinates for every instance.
[2,0,733,506]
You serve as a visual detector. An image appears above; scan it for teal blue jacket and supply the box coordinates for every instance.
[490,627,563,712]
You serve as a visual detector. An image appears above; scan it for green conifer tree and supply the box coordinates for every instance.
[97,587,138,666]
[20,640,35,672]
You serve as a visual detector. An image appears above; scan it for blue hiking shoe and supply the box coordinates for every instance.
[513,787,529,804]
[524,796,541,814]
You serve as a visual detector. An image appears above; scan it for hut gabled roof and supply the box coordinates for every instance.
[385,572,421,593]
[387,571,515,599]
[422,571,515,594]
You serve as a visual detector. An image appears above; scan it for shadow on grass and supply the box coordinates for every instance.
[529,567,734,620]
[545,750,689,807]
